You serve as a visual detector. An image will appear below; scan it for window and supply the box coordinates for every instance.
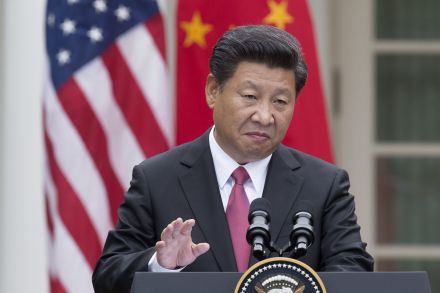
[335,0,440,291]
[375,1,440,290]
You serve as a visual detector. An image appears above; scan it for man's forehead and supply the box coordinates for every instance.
[231,61,294,76]
[229,63,295,87]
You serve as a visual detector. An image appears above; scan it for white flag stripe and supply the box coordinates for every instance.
[45,163,94,293]
[117,25,174,147]
[44,80,112,244]
[75,58,145,188]
[46,191,56,278]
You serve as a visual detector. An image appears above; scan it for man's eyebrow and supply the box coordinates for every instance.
[238,80,294,96]
[273,87,294,96]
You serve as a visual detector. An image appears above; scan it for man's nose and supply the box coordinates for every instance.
[251,102,274,126]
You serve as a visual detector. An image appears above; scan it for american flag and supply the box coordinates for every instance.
[43,0,171,292]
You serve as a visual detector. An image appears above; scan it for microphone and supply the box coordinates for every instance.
[246,198,272,260]
[290,201,315,258]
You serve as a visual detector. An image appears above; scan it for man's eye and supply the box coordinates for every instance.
[274,99,288,105]
[243,94,257,99]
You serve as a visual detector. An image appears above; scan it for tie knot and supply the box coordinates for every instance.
[232,166,249,185]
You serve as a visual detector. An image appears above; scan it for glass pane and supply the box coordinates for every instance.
[376,0,440,40]
[377,259,438,292]
[376,54,440,142]
[376,157,440,244]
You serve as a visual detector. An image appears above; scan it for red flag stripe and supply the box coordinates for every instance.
[45,195,55,236]
[45,132,102,269]
[49,277,67,293]
[101,44,169,157]
[144,15,166,60]
[57,80,124,223]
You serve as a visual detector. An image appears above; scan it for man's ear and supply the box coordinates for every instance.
[205,74,219,109]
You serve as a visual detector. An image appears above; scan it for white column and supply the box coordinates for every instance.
[332,0,375,248]
[0,0,48,292]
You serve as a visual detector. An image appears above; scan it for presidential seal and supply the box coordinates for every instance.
[234,257,326,293]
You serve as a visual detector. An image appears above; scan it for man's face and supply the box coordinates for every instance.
[206,61,296,164]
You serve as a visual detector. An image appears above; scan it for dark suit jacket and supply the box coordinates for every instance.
[92,130,374,293]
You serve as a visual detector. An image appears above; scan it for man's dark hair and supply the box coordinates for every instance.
[209,25,308,95]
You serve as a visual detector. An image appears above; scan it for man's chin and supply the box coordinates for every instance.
[240,149,273,163]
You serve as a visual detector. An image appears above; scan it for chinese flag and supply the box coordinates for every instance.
[176,0,334,163]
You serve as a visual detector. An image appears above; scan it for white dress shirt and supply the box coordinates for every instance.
[148,127,272,271]
[209,127,271,210]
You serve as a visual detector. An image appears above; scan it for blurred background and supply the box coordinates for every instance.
[0,0,439,292]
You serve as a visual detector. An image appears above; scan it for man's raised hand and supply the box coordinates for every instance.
[155,218,210,269]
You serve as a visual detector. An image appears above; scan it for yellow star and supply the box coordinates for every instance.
[263,0,294,30]
[180,11,213,48]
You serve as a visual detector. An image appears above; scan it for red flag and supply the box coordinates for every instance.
[176,0,334,163]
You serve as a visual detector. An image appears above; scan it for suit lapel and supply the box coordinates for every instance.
[263,146,304,241]
[178,132,237,271]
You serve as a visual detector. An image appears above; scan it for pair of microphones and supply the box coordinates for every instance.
[246,198,315,260]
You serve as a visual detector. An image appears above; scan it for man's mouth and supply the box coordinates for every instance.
[245,131,271,140]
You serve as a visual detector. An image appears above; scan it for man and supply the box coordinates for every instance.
[93,25,374,292]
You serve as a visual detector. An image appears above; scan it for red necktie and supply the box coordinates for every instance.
[226,166,251,272]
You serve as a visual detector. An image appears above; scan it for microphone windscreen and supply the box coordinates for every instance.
[249,198,272,215]
[293,200,315,217]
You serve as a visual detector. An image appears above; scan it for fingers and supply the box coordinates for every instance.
[172,218,184,238]
[160,218,195,243]
[192,242,210,258]
[155,240,166,250]
[180,219,195,236]
[160,223,174,243]
[157,218,208,269]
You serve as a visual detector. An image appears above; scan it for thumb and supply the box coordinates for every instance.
[192,243,210,258]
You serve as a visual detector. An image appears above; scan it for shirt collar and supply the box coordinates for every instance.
[209,127,272,195]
